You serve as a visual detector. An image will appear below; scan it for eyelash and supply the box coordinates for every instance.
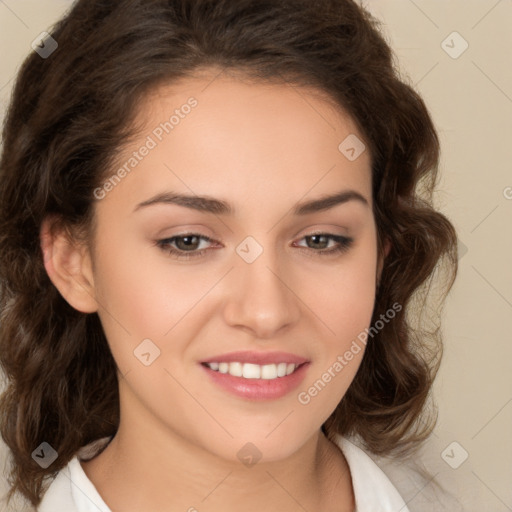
[156,232,354,261]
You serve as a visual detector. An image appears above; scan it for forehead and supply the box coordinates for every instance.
[139,71,367,149]
[101,71,372,212]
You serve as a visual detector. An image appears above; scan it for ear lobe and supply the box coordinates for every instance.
[40,217,98,314]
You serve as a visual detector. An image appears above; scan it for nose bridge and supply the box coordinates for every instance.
[223,235,300,337]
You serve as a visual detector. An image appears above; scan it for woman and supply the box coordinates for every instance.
[0,0,458,510]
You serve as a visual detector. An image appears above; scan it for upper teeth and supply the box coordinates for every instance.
[206,362,298,379]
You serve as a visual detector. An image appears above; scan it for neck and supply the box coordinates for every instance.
[81,407,354,512]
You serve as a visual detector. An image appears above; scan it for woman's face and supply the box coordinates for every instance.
[88,71,379,462]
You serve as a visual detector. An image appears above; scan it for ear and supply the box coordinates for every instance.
[40,216,98,313]
[376,237,391,287]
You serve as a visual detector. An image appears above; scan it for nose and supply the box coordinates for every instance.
[222,246,301,340]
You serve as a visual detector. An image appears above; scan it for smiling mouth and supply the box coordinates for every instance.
[201,361,306,380]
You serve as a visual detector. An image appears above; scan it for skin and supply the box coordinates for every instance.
[41,69,389,512]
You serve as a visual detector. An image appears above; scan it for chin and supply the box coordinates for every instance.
[197,426,316,466]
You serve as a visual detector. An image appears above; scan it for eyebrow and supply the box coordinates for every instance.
[133,189,369,215]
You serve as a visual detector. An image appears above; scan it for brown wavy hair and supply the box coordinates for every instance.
[0,0,458,507]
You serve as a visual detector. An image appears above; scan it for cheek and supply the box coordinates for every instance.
[312,268,376,338]
[92,226,215,336]
[304,241,378,346]
[295,238,377,404]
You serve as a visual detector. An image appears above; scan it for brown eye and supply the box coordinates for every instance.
[293,233,353,255]
[305,234,330,249]
[156,234,215,260]
[173,235,202,251]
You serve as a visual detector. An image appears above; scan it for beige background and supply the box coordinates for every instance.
[0,1,511,511]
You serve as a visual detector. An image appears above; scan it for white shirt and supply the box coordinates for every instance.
[37,435,410,512]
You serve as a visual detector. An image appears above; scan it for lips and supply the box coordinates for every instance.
[200,351,310,400]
